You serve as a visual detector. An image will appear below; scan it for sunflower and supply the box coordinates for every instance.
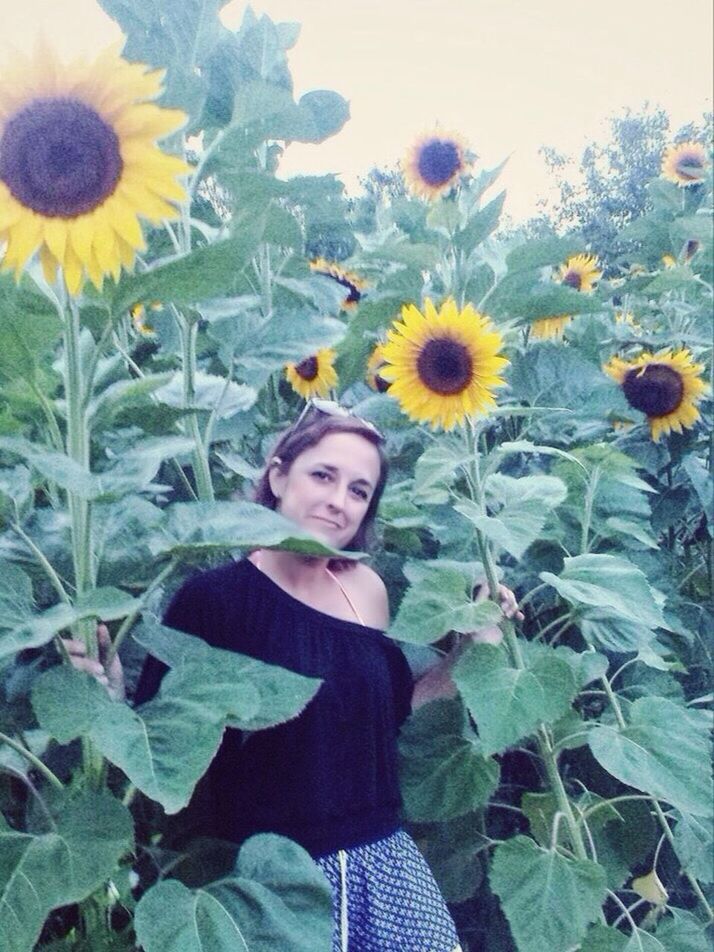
[661,254,677,269]
[661,141,709,187]
[530,316,571,340]
[366,343,390,392]
[130,301,161,336]
[402,130,470,200]
[615,311,642,335]
[285,348,338,399]
[310,258,366,309]
[379,298,508,431]
[0,43,189,295]
[558,253,602,291]
[604,350,707,442]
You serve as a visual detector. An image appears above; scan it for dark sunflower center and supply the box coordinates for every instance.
[296,356,319,381]
[416,337,473,395]
[563,270,582,290]
[622,364,684,417]
[374,371,390,393]
[417,139,461,186]
[0,97,123,218]
[676,151,704,179]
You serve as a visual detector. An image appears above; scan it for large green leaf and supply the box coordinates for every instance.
[454,191,506,253]
[33,648,319,813]
[134,834,332,952]
[672,811,714,884]
[588,698,713,817]
[398,698,499,821]
[505,237,585,273]
[1,588,142,661]
[389,560,501,646]
[412,441,468,503]
[454,642,577,754]
[0,790,132,952]
[0,276,62,383]
[456,474,567,560]
[154,371,256,419]
[0,437,99,499]
[490,835,607,952]
[156,500,363,560]
[541,553,666,630]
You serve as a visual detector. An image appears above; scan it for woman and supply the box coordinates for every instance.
[67,402,520,952]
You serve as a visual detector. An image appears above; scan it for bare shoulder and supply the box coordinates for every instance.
[343,562,390,629]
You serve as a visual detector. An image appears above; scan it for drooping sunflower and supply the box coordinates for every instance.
[558,253,602,291]
[285,348,338,400]
[530,316,571,340]
[379,298,508,431]
[310,258,366,309]
[604,350,707,442]
[402,130,470,200]
[366,343,390,392]
[661,141,709,187]
[0,43,189,294]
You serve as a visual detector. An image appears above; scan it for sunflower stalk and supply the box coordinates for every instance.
[463,418,589,860]
[179,311,214,502]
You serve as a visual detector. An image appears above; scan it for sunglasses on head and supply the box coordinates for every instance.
[295,399,384,440]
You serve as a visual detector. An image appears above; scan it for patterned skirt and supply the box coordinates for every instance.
[315,828,462,952]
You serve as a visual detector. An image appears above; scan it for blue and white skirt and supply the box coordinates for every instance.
[315,828,462,952]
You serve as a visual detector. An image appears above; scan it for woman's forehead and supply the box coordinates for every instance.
[297,431,381,477]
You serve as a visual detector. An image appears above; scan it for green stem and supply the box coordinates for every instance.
[539,726,589,859]
[580,467,600,555]
[106,560,177,665]
[0,731,64,790]
[179,313,214,502]
[10,522,71,604]
[30,381,64,453]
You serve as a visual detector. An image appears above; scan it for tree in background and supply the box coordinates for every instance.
[530,106,713,272]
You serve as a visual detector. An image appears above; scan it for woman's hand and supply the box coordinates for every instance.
[466,581,524,646]
[63,624,126,701]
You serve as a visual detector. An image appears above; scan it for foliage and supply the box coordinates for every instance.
[0,3,712,951]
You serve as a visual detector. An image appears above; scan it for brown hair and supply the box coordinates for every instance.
[253,412,389,570]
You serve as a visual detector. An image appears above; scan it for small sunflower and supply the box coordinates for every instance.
[285,348,337,399]
[530,316,571,340]
[366,343,390,392]
[130,301,161,336]
[402,130,470,200]
[604,350,707,442]
[558,253,602,292]
[684,239,700,262]
[661,141,709,187]
[380,298,508,431]
[0,43,189,294]
[661,254,677,269]
[310,258,366,309]
[615,311,642,335]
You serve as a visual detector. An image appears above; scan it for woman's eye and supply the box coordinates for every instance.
[351,486,369,501]
[313,470,330,481]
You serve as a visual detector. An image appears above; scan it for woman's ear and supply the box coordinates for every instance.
[268,457,285,501]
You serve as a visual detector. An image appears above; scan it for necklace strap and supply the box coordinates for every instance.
[253,552,365,625]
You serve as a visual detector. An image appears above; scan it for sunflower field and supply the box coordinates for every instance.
[0,3,712,950]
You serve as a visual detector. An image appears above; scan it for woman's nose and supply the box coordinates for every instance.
[327,482,348,511]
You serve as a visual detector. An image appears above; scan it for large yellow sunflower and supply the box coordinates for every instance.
[0,43,189,294]
[402,130,470,200]
[604,350,707,442]
[285,348,338,399]
[379,298,508,431]
[310,257,366,309]
[661,141,709,187]
[558,253,602,291]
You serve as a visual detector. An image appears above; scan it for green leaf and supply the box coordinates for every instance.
[1,588,142,661]
[653,909,714,952]
[398,698,499,821]
[579,611,658,653]
[112,227,266,314]
[0,561,34,632]
[157,500,362,561]
[0,277,62,383]
[672,811,713,883]
[412,441,468,502]
[588,698,713,817]
[389,560,501,646]
[541,554,666,630]
[454,191,506,253]
[134,834,333,952]
[154,371,256,419]
[490,835,607,952]
[454,642,577,754]
[0,437,99,499]
[456,474,567,560]
[505,237,585,273]
[0,790,132,952]
[33,646,319,813]
[643,265,697,293]
[87,372,173,430]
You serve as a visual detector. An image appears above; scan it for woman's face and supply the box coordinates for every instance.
[269,431,382,548]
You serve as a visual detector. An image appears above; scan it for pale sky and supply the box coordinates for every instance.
[3,0,713,220]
